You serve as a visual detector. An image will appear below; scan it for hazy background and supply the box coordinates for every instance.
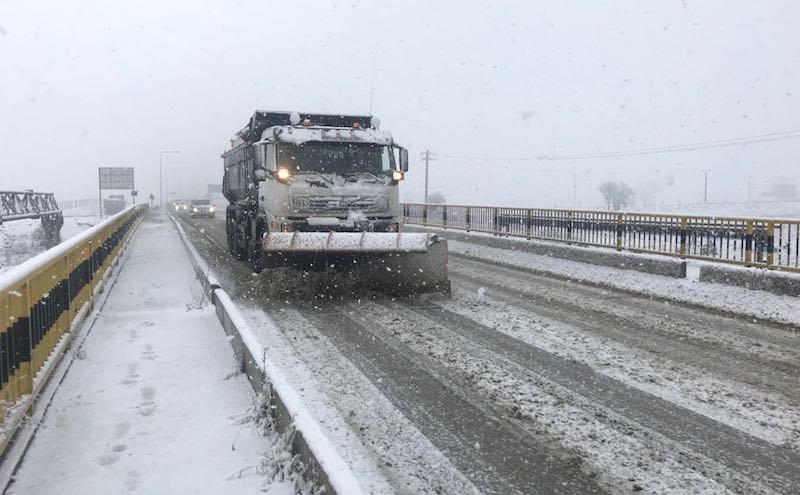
[1,1,798,211]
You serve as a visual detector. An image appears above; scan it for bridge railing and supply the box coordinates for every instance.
[0,204,147,454]
[402,203,800,273]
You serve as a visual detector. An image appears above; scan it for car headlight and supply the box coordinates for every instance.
[193,207,198,212]
[209,206,215,213]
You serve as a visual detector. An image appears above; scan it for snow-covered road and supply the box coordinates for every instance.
[8,215,287,494]
[180,214,800,495]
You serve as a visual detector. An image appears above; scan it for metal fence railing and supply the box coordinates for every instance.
[0,205,147,455]
[402,203,800,273]
[57,198,98,211]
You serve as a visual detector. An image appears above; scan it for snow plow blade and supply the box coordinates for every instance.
[261,232,450,296]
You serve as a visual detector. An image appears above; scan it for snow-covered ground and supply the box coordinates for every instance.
[7,216,291,494]
[447,238,800,326]
[0,215,99,275]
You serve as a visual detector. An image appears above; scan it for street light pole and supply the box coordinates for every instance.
[420,150,436,203]
[702,168,711,204]
[159,150,179,208]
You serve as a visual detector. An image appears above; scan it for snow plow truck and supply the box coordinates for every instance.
[222,110,449,295]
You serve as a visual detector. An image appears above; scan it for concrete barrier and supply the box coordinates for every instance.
[699,265,800,297]
[405,225,687,278]
[169,214,364,495]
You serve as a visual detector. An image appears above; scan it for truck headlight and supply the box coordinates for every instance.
[209,206,215,213]
[193,207,198,212]
[276,168,291,180]
[392,170,404,182]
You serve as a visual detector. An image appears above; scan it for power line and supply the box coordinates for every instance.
[434,127,800,162]
[540,128,800,160]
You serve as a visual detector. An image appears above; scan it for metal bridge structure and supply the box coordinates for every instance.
[0,190,64,239]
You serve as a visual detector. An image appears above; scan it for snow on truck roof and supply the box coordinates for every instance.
[258,126,394,146]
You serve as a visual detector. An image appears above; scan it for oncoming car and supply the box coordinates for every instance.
[190,199,215,218]
[173,200,189,212]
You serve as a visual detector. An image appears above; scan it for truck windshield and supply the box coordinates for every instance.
[277,143,394,175]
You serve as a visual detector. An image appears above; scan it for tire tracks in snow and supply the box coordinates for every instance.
[392,299,800,494]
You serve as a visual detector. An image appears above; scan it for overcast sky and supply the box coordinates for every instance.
[1,1,798,209]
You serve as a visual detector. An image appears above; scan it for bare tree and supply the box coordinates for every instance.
[598,181,634,211]
[427,191,447,204]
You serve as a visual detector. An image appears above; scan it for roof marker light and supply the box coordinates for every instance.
[371,116,381,129]
[289,112,301,125]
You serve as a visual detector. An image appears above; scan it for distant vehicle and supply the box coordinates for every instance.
[103,194,126,215]
[173,200,189,212]
[190,199,215,218]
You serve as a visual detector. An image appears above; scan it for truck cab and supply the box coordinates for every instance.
[222,111,408,261]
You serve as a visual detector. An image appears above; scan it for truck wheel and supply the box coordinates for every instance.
[248,219,265,273]
[227,213,247,260]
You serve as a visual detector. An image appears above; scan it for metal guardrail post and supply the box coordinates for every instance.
[766,221,775,269]
[615,213,623,251]
[744,220,753,266]
[422,204,428,226]
[442,205,448,229]
[492,207,499,235]
[567,211,573,245]
[526,209,532,240]
[679,217,688,258]
[466,206,471,232]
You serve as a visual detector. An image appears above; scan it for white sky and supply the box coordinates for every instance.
[1,1,798,208]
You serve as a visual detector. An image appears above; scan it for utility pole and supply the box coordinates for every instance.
[702,168,711,204]
[421,150,436,203]
[159,150,179,208]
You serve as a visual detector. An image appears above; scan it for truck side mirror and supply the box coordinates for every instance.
[399,148,409,172]
[254,168,267,181]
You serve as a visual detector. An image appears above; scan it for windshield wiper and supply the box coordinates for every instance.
[300,172,335,186]
[343,172,382,183]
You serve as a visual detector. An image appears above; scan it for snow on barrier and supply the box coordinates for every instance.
[169,215,364,495]
[0,204,147,456]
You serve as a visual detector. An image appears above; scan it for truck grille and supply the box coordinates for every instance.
[302,195,386,212]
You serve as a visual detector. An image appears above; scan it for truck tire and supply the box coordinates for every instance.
[247,218,266,273]
[226,210,247,260]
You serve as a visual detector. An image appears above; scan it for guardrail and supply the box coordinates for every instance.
[0,204,147,455]
[402,203,800,273]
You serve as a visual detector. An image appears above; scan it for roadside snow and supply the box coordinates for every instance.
[240,305,479,495]
[0,216,98,275]
[7,217,287,494]
[449,239,800,326]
